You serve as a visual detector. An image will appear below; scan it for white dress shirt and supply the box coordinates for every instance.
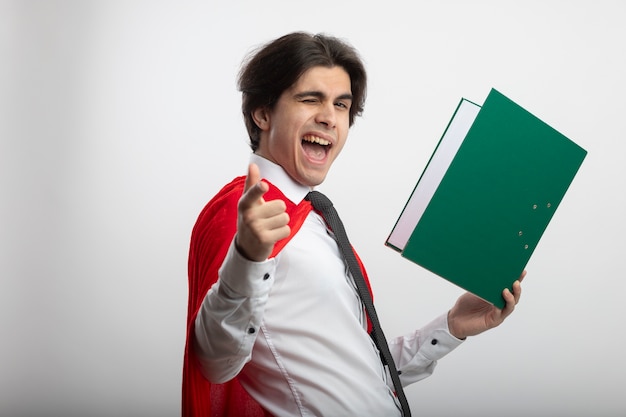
[194,154,463,417]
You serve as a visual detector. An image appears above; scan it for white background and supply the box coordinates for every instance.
[2,1,625,416]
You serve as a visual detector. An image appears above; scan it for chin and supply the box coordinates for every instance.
[301,174,327,187]
[293,164,331,187]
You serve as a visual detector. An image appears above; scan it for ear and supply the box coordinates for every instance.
[252,107,271,131]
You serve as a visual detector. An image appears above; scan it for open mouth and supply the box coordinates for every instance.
[301,135,331,162]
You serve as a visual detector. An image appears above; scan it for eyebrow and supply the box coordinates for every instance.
[294,91,354,102]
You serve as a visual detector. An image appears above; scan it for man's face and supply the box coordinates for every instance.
[254,66,353,187]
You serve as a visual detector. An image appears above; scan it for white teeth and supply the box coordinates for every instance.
[303,135,330,146]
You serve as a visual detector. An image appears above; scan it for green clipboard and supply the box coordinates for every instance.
[386,89,587,308]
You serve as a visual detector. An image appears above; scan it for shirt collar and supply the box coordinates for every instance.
[250,154,312,204]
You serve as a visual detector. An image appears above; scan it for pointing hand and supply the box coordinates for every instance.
[235,163,291,261]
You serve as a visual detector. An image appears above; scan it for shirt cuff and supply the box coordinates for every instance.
[218,240,276,298]
[418,313,464,361]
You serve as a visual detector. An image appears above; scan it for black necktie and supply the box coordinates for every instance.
[305,191,411,417]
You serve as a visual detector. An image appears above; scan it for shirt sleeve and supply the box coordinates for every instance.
[389,313,465,387]
[193,240,277,383]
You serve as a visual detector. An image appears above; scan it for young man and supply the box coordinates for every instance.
[182,32,523,417]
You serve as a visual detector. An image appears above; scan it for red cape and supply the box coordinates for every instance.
[182,177,372,416]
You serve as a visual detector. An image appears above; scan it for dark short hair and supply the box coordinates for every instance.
[237,32,367,151]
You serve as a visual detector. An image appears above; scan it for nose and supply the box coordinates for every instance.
[315,102,336,129]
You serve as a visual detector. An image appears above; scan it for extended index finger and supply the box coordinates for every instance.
[240,163,268,208]
[243,163,261,193]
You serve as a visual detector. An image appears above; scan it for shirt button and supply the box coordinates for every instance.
[263,273,270,280]
[248,327,256,334]
[431,339,438,345]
